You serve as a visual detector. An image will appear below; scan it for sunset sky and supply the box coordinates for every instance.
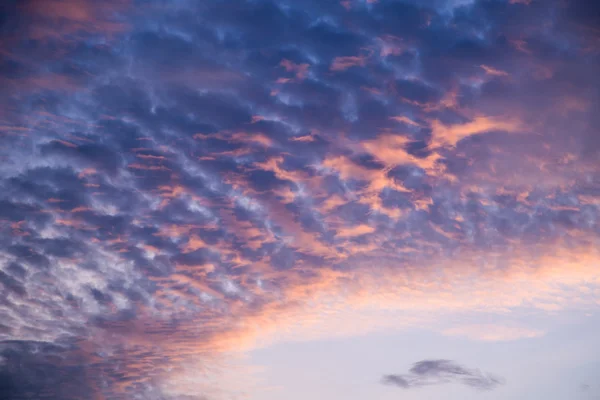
[1,0,599,399]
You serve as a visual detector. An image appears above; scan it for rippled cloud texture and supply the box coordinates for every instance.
[0,0,599,398]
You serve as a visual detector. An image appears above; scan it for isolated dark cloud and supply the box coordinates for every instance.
[382,359,505,391]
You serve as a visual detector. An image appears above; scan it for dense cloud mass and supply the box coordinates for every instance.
[0,0,599,398]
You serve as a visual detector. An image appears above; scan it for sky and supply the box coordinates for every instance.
[0,0,599,399]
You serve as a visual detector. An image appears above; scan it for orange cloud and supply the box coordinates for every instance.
[361,134,441,172]
[429,116,523,148]
[336,224,376,238]
[319,194,347,213]
[289,133,316,142]
[330,55,368,71]
[322,155,412,218]
[279,59,310,80]
[183,235,208,253]
[390,115,421,127]
[480,64,509,77]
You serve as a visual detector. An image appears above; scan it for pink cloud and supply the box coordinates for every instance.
[330,55,368,71]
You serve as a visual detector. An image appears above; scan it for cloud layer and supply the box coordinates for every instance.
[0,0,599,398]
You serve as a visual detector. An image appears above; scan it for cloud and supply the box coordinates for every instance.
[330,55,369,71]
[0,0,599,398]
[382,359,505,391]
[429,116,523,148]
[480,64,509,77]
[336,224,376,238]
